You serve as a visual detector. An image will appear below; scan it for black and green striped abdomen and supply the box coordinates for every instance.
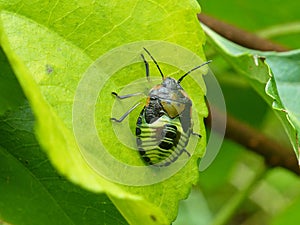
[136,108,191,166]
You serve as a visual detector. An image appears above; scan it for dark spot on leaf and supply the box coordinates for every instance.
[46,64,54,74]
[150,215,157,221]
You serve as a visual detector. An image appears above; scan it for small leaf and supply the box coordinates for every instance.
[203,25,300,160]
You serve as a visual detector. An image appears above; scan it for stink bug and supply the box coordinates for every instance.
[111,48,211,166]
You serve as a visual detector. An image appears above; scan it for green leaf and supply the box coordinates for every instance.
[0,0,207,224]
[174,188,212,225]
[0,46,25,115]
[0,104,127,225]
[203,25,300,160]
[264,51,300,154]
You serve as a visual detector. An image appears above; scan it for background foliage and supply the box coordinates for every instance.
[175,1,300,225]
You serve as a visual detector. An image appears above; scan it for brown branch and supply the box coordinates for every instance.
[206,108,299,175]
[199,14,300,175]
[198,13,288,52]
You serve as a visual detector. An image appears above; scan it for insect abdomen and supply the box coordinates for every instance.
[136,113,191,166]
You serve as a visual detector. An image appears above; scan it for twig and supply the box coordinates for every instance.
[198,13,288,52]
[205,107,299,175]
[199,14,300,175]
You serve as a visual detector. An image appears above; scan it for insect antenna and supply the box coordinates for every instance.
[140,53,150,81]
[143,47,165,80]
[177,60,212,84]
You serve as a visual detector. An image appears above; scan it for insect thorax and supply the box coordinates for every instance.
[147,77,192,119]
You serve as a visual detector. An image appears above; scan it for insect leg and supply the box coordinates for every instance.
[181,132,202,158]
[111,102,141,123]
[163,148,191,166]
[192,132,202,138]
[111,92,143,99]
[182,149,191,157]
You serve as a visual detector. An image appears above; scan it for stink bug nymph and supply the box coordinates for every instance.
[111,48,211,167]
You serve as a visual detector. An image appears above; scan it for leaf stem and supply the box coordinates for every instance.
[198,13,288,52]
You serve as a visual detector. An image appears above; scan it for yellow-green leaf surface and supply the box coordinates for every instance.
[203,25,300,160]
[0,1,207,224]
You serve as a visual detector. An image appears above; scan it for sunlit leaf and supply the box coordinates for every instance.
[0,0,207,224]
[203,25,300,161]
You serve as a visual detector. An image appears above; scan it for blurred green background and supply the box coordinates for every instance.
[175,0,300,224]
